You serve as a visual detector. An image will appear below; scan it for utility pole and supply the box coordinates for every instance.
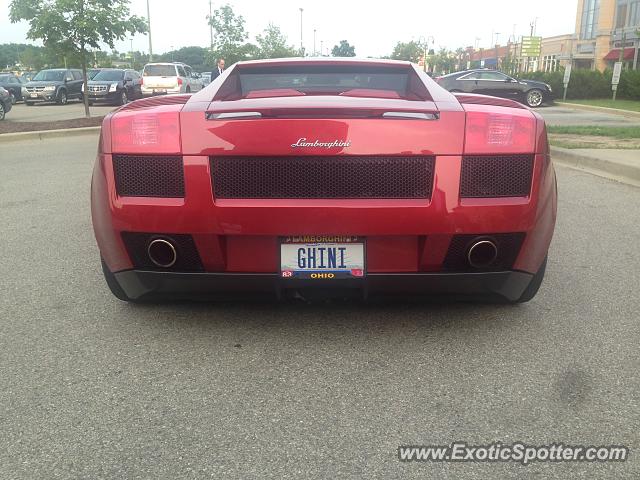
[320,40,323,57]
[130,38,134,67]
[209,0,214,51]
[494,32,500,69]
[146,0,153,62]
[299,8,304,55]
[313,29,316,56]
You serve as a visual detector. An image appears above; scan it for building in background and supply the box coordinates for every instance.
[574,0,640,71]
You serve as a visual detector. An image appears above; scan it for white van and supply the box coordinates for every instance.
[141,62,202,96]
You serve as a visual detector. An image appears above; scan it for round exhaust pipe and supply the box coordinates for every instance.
[147,238,177,268]
[467,239,498,269]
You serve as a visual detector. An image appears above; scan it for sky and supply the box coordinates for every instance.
[0,0,578,58]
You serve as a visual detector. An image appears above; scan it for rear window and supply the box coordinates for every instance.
[215,64,431,101]
[143,64,177,77]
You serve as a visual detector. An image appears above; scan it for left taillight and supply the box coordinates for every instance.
[464,106,536,155]
[110,107,181,154]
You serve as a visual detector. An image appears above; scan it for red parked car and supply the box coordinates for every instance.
[91,58,557,303]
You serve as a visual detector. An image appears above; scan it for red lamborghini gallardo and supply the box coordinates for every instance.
[91,58,557,303]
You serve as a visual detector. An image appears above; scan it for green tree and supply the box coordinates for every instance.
[208,4,256,66]
[158,46,208,70]
[390,40,426,63]
[10,0,147,117]
[332,40,356,57]
[255,24,297,59]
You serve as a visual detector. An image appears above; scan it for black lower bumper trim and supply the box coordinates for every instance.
[113,270,534,302]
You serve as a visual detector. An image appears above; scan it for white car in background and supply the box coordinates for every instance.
[141,62,203,96]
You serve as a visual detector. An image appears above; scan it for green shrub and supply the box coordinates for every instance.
[519,71,564,96]
[618,70,640,100]
[567,69,610,99]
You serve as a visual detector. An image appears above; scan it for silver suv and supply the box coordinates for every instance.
[141,62,203,96]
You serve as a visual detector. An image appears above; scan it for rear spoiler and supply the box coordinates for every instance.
[205,109,440,121]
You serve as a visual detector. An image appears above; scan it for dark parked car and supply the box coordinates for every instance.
[435,69,553,107]
[88,68,102,80]
[0,86,13,120]
[23,68,84,105]
[0,72,25,104]
[85,68,142,105]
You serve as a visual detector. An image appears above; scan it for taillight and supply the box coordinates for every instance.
[110,107,181,154]
[138,78,143,86]
[464,106,536,154]
[177,77,183,86]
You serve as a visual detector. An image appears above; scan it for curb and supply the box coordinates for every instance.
[0,126,100,143]
[555,102,640,120]
[551,146,640,188]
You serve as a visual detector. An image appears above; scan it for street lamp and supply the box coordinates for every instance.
[299,8,304,55]
[313,29,317,56]
[146,0,153,62]
[130,37,134,67]
[171,46,174,62]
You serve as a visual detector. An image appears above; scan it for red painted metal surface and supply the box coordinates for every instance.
[92,59,557,279]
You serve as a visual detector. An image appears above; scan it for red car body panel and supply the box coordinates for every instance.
[91,58,557,301]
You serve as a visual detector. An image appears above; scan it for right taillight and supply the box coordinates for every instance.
[177,77,183,87]
[464,106,536,155]
[110,107,181,154]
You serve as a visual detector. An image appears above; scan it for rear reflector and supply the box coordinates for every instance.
[464,108,536,154]
[111,107,181,154]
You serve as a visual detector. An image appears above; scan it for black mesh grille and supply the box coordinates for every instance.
[211,156,435,199]
[121,232,204,272]
[460,155,534,198]
[113,155,184,197]
[442,233,526,272]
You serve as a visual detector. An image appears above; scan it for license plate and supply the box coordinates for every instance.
[280,236,365,279]
[153,89,167,94]
[30,93,38,98]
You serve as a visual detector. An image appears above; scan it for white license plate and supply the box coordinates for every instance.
[280,236,365,279]
[30,93,38,98]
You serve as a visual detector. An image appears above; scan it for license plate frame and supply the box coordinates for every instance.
[280,236,365,280]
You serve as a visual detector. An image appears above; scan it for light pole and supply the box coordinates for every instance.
[171,46,174,62]
[299,8,304,55]
[320,40,323,57]
[313,29,317,56]
[493,32,500,69]
[130,37,134,68]
[146,0,153,62]
[208,0,214,51]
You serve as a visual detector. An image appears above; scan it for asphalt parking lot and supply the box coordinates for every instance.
[7,101,116,122]
[5,98,639,127]
[0,134,638,479]
[537,105,640,127]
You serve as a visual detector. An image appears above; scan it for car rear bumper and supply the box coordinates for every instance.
[141,86,181,96]
[113,269,534,302]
